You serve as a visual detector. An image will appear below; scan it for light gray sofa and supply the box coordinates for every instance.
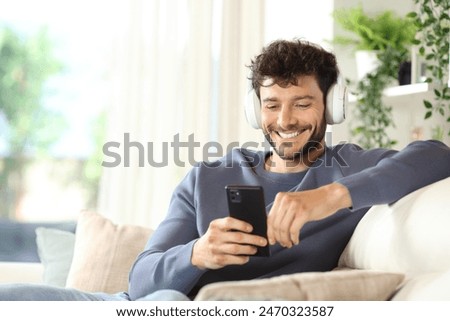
[1,177,449,300]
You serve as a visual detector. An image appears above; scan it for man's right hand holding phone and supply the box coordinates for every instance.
[191,217,268,270]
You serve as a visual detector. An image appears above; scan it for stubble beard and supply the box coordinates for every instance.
[264,118,327,165]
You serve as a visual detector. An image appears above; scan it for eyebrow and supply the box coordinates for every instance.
[262,95,315,103]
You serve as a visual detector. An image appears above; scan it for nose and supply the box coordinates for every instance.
[277,105,296,129]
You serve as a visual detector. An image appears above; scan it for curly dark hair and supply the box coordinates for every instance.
[249,39,339,103]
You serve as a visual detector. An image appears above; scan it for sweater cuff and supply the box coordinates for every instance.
[337,171,383,211]
[173,239,206,293]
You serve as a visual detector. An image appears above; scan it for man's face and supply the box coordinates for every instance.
[260,75,327,163]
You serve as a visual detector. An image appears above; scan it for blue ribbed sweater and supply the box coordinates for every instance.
[128,141,450,299]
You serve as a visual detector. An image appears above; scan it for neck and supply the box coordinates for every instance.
[265,144,326,173]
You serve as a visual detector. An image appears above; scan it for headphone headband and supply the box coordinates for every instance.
[244,73,348,129]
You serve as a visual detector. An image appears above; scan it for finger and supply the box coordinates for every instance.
[267,196,283,245]
[219,254,251,266]
[277,204,296,248]
[221,243,258,256]
[272,207,286,246]
[219,216,253,233]
[289,215,307,245]
[228,230,268,248]
[267,211,275,245]
[290,220,304,245]
[269,193,292,247]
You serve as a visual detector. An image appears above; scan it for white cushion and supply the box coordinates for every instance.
[0,262,44,284]
[339,177,450,276]
[36,227,75,287]
[392,270,450,300]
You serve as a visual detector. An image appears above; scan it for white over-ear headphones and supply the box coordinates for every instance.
[244,73,348,129]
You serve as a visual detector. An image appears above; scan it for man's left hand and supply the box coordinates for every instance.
[267,182,352,248]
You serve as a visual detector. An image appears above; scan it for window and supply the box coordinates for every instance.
[0,0,117,221]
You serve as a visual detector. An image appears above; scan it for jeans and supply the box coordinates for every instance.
[0,284,190,301]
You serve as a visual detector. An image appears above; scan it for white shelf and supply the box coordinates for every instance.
[383,83,429,97]
[348,82,431,103]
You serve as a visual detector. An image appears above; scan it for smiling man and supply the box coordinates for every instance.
[1,39,449,301]
[261,75,327,170]
[258,74,352,248]
[127,39,450,299]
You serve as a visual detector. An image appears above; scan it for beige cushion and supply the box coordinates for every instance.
[195,269,404,301]
[338,177,450,276]
[65,211,152,294]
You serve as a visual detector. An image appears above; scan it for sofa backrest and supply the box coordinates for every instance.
[338,177,450,277]
[0,220,76,262]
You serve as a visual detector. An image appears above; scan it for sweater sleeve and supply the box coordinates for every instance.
[337,140,450,210]
[127,168,205,300]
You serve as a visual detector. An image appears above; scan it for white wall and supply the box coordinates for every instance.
[264,0,334,48]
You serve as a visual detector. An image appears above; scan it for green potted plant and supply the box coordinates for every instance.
[333,6,416,50]
[332,7,416,148]
[407,0,450,137]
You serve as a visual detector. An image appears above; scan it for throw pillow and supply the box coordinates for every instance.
[35,227,76,287]
[194,269,405,301]
[65,211,153,294]
[338,177,450,275]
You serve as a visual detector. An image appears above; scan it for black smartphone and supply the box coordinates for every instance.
[225,185,270,257]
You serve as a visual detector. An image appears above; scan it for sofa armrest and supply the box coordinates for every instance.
[338,177,450,275]
[391,270,450,300]
[0,262,44,284]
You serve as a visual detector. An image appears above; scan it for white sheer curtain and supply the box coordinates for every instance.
[97,0,265,228]
[217,0,266,147]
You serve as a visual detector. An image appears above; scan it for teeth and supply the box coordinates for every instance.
[278,131,300,139]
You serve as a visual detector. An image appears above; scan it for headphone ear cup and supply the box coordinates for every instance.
[244,89,261,129]
[244,73,262,129]
[325,83,348,125]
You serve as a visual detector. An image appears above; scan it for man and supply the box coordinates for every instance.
[127,39,450,300]
[1,39,449,301]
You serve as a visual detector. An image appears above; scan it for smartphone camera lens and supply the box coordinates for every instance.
[229,189,241,203]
